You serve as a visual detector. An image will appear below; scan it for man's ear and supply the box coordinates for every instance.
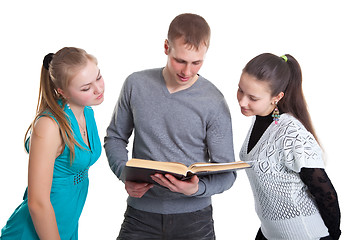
[164,39,169,55]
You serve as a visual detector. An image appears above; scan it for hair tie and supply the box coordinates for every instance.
[43,53,54,70]
[280,55,288,62]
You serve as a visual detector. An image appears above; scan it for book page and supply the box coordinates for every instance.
[127,158,188,175]
[189,161,250,173]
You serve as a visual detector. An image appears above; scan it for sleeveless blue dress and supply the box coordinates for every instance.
[0,103,102,239]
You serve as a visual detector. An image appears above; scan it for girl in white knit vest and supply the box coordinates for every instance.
[237,53,341,240]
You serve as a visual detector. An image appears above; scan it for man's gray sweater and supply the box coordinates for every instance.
[104,68,236,214]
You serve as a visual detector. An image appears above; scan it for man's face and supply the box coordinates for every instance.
[164,37,208,92]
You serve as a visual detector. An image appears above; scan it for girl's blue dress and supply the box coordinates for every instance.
[1,103,102,239]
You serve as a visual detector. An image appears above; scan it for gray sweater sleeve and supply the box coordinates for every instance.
[193,98,237,197]
[104,78,133,180]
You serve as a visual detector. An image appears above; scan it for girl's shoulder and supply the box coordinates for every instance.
[279,113,309,133]
[273,113,320,150]
[278,114,324,171]
[34,115,60,133]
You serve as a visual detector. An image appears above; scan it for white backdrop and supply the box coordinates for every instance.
[0,1,344,239]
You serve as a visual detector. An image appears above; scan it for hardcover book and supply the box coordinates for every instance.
[122,158,251,184]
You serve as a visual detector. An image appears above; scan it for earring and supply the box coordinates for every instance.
[272,102,280,124]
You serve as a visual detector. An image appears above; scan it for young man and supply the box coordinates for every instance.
[104,13,236,239]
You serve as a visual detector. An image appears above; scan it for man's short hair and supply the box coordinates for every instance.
[168,13,211,50]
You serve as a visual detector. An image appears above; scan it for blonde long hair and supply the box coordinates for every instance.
[25,47,97,163]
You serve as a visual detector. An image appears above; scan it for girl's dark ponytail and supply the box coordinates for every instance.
[279,54,319,143]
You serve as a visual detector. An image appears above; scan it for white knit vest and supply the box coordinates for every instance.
[240,114,329,240]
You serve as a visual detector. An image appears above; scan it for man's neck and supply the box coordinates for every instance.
[162,68,199,94]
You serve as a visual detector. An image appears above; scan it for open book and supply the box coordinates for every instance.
[122,158,251,184]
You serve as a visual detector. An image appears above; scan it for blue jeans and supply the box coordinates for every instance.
[117,205,215,240]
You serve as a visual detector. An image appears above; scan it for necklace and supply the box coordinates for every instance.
[78,122,86,137]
